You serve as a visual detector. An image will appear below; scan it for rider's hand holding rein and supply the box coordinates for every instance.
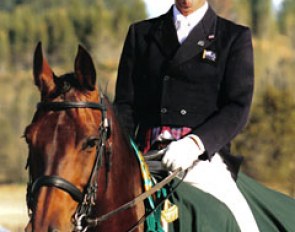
[162,135,205,171]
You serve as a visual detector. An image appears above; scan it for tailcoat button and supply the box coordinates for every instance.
[161,108,167,114]
[180,109,187,115]
[163,75,170,81]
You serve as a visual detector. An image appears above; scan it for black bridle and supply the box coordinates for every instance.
[26,96,110,232]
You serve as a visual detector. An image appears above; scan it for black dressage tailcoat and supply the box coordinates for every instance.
[114,6,254,178]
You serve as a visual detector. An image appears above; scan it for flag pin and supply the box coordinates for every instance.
[202,49,217,62]
[208,34,215,40]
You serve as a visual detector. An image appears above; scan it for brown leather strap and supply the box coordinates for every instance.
[86,167,182,227]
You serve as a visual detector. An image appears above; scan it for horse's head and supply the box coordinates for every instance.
[24,43,109,231]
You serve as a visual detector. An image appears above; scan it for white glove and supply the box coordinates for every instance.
[162,135,205,171]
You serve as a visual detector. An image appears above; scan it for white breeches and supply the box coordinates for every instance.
[180,153,260,232]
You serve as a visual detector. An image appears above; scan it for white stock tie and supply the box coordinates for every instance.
[176,19,190,44]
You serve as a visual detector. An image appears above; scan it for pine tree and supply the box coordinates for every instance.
[250,0,273,38]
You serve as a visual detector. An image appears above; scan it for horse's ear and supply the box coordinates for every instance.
[33,42,56,97]
[74,45,96,91]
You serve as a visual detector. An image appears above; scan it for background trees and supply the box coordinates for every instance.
[279,0,295,47]
[0,0,147,183]
[0,0,294,196]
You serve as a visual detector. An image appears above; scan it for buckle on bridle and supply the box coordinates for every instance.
[73,213,88,232]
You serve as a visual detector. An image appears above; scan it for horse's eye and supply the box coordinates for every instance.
[83,137,99,150]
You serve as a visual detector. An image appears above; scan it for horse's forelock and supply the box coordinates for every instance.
[45,72,100,101]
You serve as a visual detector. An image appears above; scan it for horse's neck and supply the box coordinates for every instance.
[98,103,141,190]
[94,106,144,230]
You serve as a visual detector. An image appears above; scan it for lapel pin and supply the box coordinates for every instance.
[202,49,217,62]
[208,34,215,40]
[197,40,205,47]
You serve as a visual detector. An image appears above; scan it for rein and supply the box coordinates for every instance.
[85,167,183,228]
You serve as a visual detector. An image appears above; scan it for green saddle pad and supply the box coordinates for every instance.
[166,173,295,232]
[237,172,295,232]
[168,180,240,232]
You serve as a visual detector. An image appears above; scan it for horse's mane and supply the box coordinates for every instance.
[54,72,82,93]
[103,95,134,152]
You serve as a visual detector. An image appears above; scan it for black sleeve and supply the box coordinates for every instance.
[113,24,137,137]
[194,28,254,159]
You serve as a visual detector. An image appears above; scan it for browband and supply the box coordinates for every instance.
[37,101,106,111]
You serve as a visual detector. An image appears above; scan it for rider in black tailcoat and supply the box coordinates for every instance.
[114,3,254,179]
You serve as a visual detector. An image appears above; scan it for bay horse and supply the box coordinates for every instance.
[24,43,145,232]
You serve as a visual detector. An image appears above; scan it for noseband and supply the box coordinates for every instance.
[26,97,109,232]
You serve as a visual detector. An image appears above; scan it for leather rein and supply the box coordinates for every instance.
[26,97,181,232]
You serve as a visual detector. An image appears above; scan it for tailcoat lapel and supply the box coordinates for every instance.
[170,7,217,68]
[152,7,180,58]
